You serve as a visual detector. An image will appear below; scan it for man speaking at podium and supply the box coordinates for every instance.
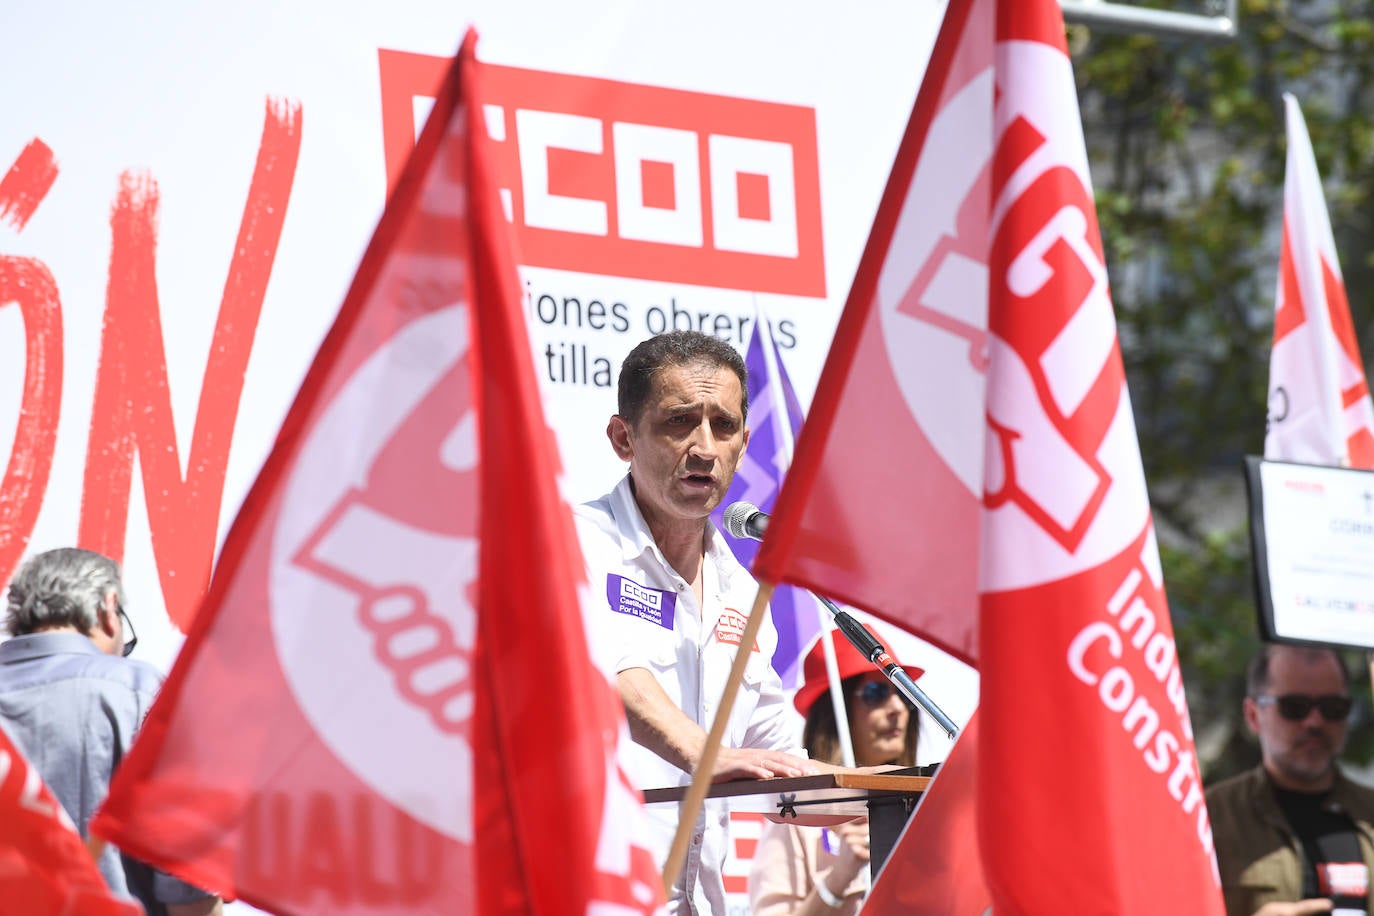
[575,330,817,914]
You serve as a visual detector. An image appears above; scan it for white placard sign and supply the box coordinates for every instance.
[1246,456,1374,650]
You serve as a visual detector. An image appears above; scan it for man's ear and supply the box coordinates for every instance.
[741,425,750,455]
[1242,696,1261,736]
[97,592,119,637]
[608,415,634,461]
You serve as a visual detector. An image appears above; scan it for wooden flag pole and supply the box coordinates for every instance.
[661,580,776,896]
[87,833,105,861]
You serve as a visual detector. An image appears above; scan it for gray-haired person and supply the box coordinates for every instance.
[0,547,221,916]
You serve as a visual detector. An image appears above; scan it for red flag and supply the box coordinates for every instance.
[90,31,662,915]
[863,713,989,915]
[760,0,1224,910]
[977,1,1222,911]
[752,0,992,665]
[0,726,142,916]
[1265,93,1374,468]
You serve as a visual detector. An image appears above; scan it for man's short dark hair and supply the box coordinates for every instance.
[1246,643,1351,698]
[617,330,748,427]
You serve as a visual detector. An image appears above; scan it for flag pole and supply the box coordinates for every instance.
[817,608,857,767]
[754,298,857,767]
[661,580,776,896]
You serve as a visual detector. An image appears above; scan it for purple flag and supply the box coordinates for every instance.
[711,316,815,689]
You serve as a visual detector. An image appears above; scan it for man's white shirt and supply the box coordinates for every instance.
[575,475,801,915]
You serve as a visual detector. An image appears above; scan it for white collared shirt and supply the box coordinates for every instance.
[576,475,801,915]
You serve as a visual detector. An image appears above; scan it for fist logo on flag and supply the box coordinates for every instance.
[273,304,478,844]
[882,64,994,499]
[874,36,1151,593]
[982,40,1151,591]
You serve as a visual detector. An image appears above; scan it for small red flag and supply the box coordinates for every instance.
[91,30,662,915]
[0,726,142,916]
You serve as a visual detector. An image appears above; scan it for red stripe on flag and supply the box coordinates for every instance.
[1322,253,1361,366]
[1348,430,1374,468]
[1272,222,1306,343]
[1343,381,1370,409]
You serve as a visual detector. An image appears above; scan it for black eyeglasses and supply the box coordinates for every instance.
[855,681,896,708]
[116,606,137,658]
[1255,694,1352,722]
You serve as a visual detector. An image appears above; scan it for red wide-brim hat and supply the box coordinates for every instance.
[793,623,925,717]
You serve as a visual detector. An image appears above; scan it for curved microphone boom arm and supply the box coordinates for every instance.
[723,501,961,740]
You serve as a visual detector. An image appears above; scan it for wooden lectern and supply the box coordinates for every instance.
[643,769,930,877]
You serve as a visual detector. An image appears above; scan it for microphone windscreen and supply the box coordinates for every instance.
[723,501,760,540]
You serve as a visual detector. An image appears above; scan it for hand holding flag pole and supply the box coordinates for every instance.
[724,501,960,739]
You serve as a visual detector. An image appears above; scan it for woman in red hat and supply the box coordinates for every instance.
[748,624,922,915]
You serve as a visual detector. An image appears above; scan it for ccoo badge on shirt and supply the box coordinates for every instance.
[607,574,676,629]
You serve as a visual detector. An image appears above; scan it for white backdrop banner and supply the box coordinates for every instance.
[0,4,973,912]
[0,0,943,666]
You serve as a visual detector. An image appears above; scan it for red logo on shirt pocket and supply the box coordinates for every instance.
[715,609,759,651]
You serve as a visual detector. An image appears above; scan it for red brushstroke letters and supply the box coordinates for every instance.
[0,98,302,631]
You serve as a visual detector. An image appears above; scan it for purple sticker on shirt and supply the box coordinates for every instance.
[606,574,676,629]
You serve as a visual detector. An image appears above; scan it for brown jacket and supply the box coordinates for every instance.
[1206,764,1374,916]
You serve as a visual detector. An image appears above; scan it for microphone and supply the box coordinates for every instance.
[723,501,770,541]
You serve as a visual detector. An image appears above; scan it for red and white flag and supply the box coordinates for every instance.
[751,0,992,665]
[863,713,989,915]
[90,31,662,915]
[760,0,1224,911]
[0,725,142,916]
[979,4,1221,908]
[1265,93,1374,468]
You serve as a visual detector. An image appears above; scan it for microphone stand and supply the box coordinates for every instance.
[814,594,961,740]
[720,502,961,739]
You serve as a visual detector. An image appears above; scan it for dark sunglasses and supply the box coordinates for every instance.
[116,606,138,658]
[855,681,896,708]
[1255,694,1352,722]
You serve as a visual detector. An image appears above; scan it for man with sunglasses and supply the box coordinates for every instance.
[0,548,221,915]
[1208,643,1374,916]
